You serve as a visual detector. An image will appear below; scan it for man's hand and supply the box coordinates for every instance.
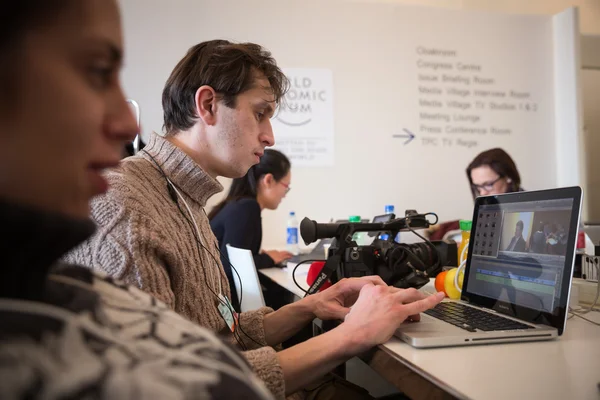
[310,276,389,321]
[263,276,384,347]
[341,285,445,353]
[273,281,444,394]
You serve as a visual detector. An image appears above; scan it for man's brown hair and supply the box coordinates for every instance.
[162,40,288,136]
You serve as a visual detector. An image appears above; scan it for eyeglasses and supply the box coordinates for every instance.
[471,176,503,193]
[278,181,291,194]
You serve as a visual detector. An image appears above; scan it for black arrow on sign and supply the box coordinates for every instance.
[392,128,415,145]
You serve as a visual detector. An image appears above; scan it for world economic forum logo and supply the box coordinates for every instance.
[276,74,328,127]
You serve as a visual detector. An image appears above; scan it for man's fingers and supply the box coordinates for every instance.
[386,286,404,295]
[339,276,385,294]
[393,288,428,303]
[400,292,445,316]
[354,275,387,286]
[332,305,351,320]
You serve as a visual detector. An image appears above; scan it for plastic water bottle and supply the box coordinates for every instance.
[380,205,395,240]
[286,211,299,255]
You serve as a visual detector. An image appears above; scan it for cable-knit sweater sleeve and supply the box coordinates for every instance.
[238,306,274,350]
[243,347,285,399]
[237,308,286,398]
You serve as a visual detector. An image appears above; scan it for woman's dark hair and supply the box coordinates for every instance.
[0,2,72,48]
[208,149,291,219]
[466,148,521,198]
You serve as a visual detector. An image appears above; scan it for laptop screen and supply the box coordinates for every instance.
[461,187,582,334]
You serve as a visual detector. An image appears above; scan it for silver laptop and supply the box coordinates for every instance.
[396,187,582,348]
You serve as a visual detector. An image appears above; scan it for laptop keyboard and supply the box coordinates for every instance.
[424,302,534,332]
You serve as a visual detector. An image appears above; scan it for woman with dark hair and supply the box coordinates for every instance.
[466,147,522,198]
[210,149,293,308]
[429,148,523,241]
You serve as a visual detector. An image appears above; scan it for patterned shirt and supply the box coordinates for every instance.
[0,200,274,400]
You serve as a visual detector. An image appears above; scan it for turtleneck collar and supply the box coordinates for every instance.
[0,198,95,300]
[140,132,223,207]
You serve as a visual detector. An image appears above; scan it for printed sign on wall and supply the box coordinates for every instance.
[271,68,335,166]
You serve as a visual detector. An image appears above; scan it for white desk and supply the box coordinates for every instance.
[260,262,310,299]
[378,312,600,400]
[259,267,600,399]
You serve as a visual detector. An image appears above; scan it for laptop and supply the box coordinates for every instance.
[396,186,582,348]
[288,239,331,264]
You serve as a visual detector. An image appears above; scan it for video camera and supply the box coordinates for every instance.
[300,210,457,295]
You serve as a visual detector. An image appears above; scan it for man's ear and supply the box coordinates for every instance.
[195,85,219,126]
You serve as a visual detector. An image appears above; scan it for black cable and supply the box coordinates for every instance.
[236,312,266,348]
[390,245,427,275]
[403,215,443,272]
[423,212,439,226]
[199,210,266,349]
[175,199,250,349]
[177,202,256,349]
[142,150,251,349]
[172,197,250,346]
[179,202,264,349]
[232,324,248,351]
[292,259,322,295]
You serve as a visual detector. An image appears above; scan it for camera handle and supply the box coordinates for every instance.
[305,254,342,296]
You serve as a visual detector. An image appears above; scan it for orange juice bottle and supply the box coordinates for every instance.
[458,220,472,265]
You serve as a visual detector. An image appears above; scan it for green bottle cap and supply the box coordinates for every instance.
[459,220,472,231]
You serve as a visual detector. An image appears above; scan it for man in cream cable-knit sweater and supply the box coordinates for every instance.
[67,40,444,399]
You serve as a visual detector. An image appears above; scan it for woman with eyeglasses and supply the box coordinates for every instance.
[209,149,293,310]
[466,148,522,198]
[428,148,523,241]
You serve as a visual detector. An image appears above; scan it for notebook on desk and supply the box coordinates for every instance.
[396,187,582,348]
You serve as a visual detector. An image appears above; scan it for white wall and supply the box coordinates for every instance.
[119,0,582,249]
[339,0,600,35]
[582,69,600,225]
[553,8,583,189]
[581,35,600,228]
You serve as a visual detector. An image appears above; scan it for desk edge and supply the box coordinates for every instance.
[377,343,471,400]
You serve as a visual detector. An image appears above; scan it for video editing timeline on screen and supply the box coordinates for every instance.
[467,199,574,313]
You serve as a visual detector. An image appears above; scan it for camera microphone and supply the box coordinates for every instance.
[300,217,420,245]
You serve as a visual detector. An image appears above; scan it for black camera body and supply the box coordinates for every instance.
[300,211,457,295]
